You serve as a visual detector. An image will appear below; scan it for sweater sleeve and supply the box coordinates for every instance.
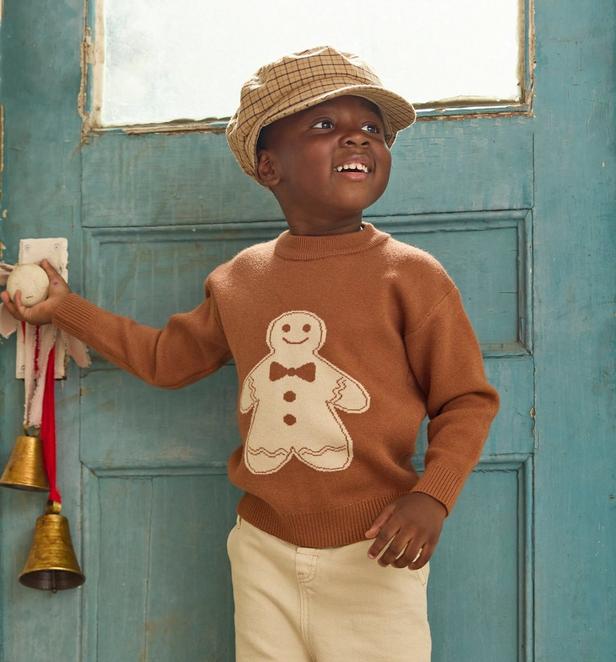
[51,280,233,389]
[404,285,500,516]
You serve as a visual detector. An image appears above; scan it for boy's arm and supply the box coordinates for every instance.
[52,285,232,389]
[404,285,500,517]
[1,259,232,388]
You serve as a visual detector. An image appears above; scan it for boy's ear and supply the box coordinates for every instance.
[256,149,281,187]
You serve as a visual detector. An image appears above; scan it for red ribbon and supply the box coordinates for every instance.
[34,326,40,375]
[40,345,61,503]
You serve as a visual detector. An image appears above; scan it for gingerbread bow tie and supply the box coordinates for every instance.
[269,361,316,382]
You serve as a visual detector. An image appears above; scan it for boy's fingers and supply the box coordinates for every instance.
[364,503,395,538]
[0,291,15,314]
[392,541,428,569]
[13,291,31,320]
[408,544,432,571]
[367,526,399,560]
[377,533,412,567]
[1,291,26,321]
[411,546,430,569]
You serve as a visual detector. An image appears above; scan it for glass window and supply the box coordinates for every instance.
[96,0,523,127]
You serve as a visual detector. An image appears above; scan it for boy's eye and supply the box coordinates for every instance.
[311,119,334,129]
[362,122,381,134]
[310,118,382,134]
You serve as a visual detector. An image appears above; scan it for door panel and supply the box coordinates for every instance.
[80,121,533,228]
[430,466,526,662]
[83,473,237,660]
[79,369,238,468]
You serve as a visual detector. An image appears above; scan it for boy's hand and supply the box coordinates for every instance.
[0,259,70,325]
[365,492,447,570]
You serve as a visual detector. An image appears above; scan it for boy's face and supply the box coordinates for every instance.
[256,95,392,230]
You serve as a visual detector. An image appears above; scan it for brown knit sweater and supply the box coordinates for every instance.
[53,222,499,547]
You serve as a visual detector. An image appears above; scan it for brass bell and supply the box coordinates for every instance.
[19,501,85,591]
[0,432,49,492]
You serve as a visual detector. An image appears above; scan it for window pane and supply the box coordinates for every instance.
[100,0,521,127]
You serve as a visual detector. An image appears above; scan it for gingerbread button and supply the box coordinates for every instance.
[283,390,296,402]
[283,414,296,426]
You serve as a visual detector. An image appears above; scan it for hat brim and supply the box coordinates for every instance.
[246,84,416,182]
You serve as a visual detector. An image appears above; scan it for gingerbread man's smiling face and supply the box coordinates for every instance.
[268,311,325,355]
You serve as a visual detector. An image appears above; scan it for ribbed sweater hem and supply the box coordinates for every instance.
[237,491,412,548]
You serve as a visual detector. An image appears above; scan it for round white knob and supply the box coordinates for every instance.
[6,264,50,307]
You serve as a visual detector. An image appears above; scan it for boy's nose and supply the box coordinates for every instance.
[339,131,369,147]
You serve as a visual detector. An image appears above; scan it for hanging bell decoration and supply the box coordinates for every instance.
[2,248,90,592]
[19,501,85,592]
[0,431,49,492]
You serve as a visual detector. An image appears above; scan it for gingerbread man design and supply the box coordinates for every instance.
[239,310,370,474]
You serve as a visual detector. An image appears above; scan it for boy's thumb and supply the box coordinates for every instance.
[40,259,60,277]
[40,259,69,291]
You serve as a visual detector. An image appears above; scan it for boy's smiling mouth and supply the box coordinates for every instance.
[333,157,372,181]
[334,162,370,173]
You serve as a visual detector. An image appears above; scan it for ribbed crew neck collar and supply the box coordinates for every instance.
[274,222,390,261]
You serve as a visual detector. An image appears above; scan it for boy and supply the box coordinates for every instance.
[1,46,500,661]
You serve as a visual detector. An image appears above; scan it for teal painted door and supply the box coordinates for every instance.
[0,2,614,661]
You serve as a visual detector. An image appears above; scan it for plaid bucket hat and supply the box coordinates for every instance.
[226,45,417,182]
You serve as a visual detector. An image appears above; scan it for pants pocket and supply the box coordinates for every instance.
[226,515,242,553]
[415,560,430,586]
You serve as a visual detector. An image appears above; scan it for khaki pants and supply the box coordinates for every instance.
[227,515,431,662]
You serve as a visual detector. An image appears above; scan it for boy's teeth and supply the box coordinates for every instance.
[335,163,368,173]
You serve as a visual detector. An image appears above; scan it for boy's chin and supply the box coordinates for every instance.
[330,191,383,213]
[334,179,388,206]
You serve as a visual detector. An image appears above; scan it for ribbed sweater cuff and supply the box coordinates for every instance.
[52,292,99,341]
[410,462,467,517]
